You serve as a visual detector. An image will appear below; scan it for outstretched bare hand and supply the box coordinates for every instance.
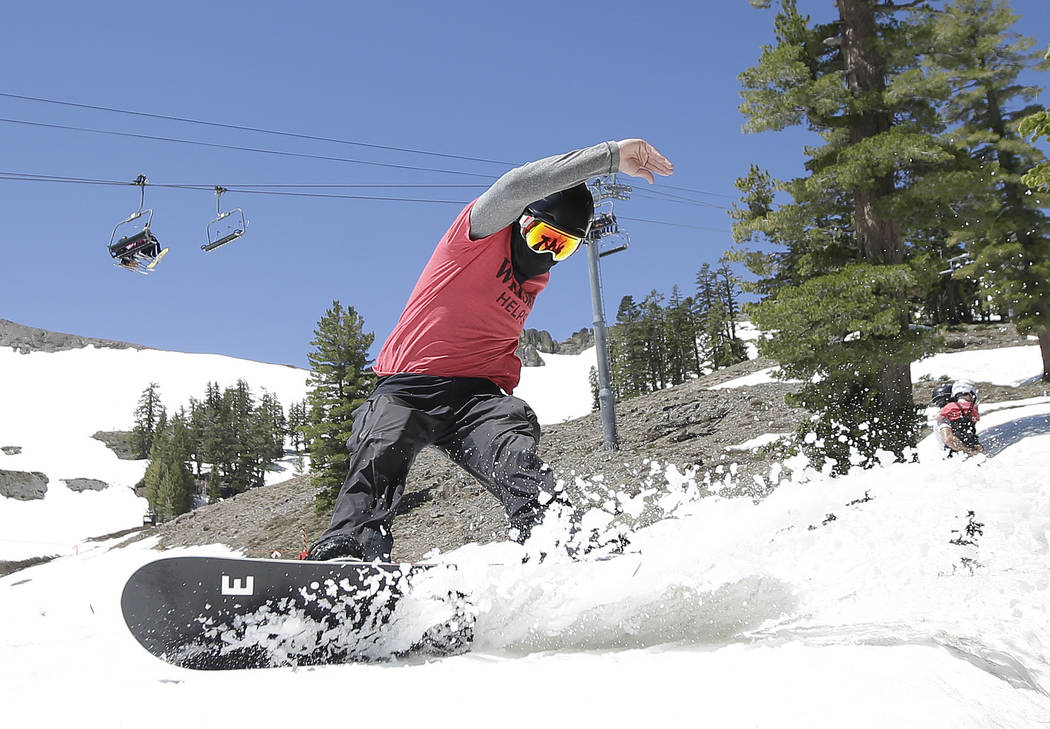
[616,139,674,184]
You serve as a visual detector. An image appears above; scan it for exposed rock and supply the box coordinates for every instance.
[557,328,595,355]
[0,318,142,355]
[2,446,22,456]
[0,555,57,579]
[517,329,556,367]
[62,478,109,493]
[92,431,141,460]
[0,469,49,501]
[518,328,595,366]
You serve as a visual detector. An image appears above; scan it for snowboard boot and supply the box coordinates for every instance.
[302,534,366,561]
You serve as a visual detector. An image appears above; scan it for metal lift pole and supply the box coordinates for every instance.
[585,236,619,451]
[585,174,633,452]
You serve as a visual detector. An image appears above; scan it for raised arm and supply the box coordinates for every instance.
[469,139,672,240]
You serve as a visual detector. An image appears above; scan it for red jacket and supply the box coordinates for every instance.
[939,400,979,424]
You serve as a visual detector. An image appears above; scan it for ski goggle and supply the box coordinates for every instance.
[519,214,584,262]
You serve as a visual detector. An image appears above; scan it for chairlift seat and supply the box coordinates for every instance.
[203,205,247,252]
[201,226,245,252]
[109,228,160,258]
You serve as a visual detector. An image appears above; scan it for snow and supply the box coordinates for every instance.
[725,432,792,451]
[0,344,310,560]
[515,347,598,424]
[3,334,1050,727]
[912,345,1045,387]
[707,365,786,390]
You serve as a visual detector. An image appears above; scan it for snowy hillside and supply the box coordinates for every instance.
[0,344,310,561]
[2,396,1049,726]
[2,327,1050,727]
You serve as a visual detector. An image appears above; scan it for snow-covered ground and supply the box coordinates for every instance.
[2,334,1050,727]
[0,345,310,561]
[913,344,1046,387]
[515,347,598,424]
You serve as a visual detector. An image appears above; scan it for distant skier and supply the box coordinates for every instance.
[304,139,674,562]
[935,381,984,457]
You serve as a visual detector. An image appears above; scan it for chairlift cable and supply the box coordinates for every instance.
[0,172,472,204]
[619,215,730,233]
[0,91,513,166]
[0,117,496,179]
[0,118,732,205]
[0,171,727,217]
[629,188,730,209]
[0,93,737,200]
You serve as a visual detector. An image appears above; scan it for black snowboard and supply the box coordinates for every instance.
[121,555,474,670]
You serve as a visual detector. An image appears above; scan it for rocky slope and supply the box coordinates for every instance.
[136,323,1047,563]
[0,318,142,354]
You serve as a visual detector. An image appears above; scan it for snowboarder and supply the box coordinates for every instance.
[935,381,985,457]
[305,139,674,562]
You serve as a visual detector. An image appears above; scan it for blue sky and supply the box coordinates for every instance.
[1,0,1048,369]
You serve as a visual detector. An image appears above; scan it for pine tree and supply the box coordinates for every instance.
[225,380,257,495]
[610,295,648,398]
[302,301,375,515]
[1020,103,1050,190]
[259,391,287,461]
[926,0,1050,380]
[143,412,194,522]
[664,286,695,385]
[737,0,945,464]
[133,383,165,458]
[588,366,600,412]
[696,263,737,370]
[287,400,307,453]
[197,381,230,495]
[640,290,668,391]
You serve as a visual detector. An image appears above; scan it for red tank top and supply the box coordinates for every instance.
[374,201,548,394]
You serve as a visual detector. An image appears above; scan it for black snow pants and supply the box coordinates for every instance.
[321,373,558,561]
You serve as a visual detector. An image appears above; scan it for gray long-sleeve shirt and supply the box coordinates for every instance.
[469,141,620,240]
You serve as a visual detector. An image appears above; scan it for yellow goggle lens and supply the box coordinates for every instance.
[520,215,583,262]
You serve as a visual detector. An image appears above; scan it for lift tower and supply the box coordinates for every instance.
[585,174,632,451]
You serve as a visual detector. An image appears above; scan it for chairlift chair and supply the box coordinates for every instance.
[938,253,972,276]
[202,186,247,252]
[108,175,168,274]
[587,201,630,257]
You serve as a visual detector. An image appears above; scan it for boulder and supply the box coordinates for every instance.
[0,469,49,500]
[62,478,109,493]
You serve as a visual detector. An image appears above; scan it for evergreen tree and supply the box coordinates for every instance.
[259,391,288,461]
[302,301,375,515]
[588,366,601,412]
[1020,102,1050,190]
[664,286,696,385]
[287,400,307,453]
[132,382,165,458]
[695,263,744,371]
[143,412,194,522]
[737,0,945,463]
[640,290,668,391]
[610,295,648,398]
[225,379,257,495]
[198,381,230,493]
[186,397,205,477]
[926,0,1050,379]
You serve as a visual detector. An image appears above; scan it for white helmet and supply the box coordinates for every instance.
[951,381,977,402]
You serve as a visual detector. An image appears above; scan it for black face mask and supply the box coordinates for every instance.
[510,222,557,284]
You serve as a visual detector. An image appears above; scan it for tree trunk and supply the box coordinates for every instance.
[1039,327,1050,382]
[838,0,914,419]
